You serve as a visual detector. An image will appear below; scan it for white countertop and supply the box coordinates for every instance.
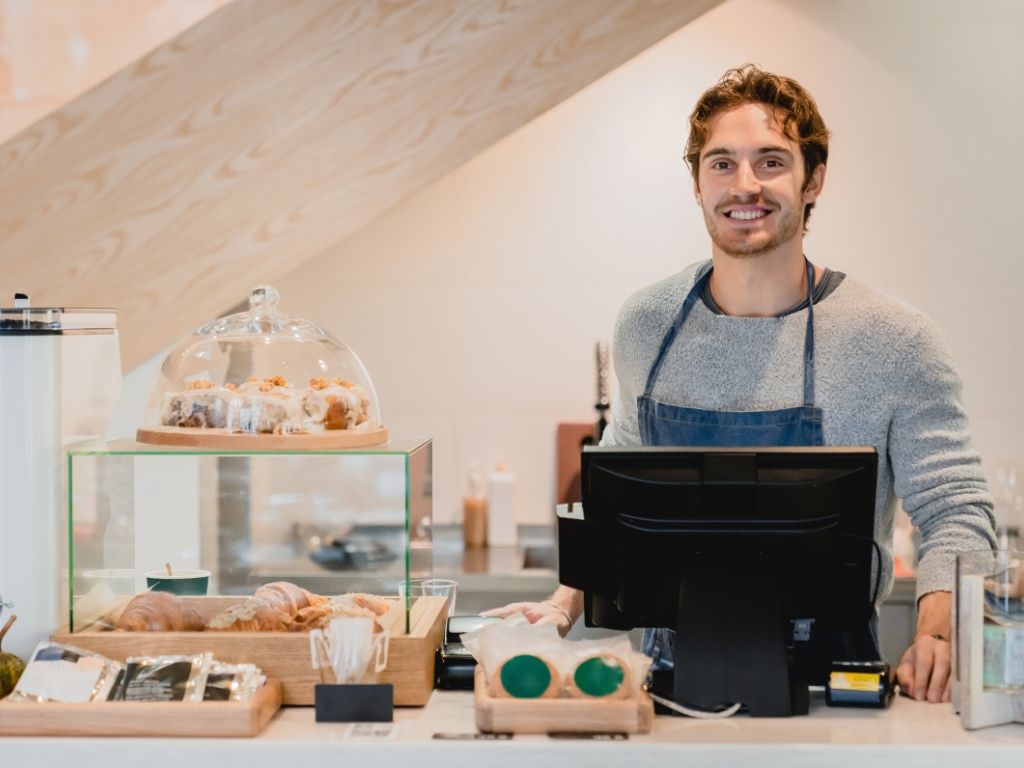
[3,689,1021,768]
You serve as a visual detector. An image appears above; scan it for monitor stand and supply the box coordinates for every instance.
[665,564,810,717]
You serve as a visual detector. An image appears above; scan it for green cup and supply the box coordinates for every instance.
[145,569,210,596]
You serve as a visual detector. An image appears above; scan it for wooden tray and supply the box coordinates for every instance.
[136,425,389,449]
[0,679,282,737]
[474,666,654,734]
[52,595,446,706]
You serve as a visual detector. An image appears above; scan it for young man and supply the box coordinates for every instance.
[487,65,996,704]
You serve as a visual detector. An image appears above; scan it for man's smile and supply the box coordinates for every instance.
[722,205,773,223]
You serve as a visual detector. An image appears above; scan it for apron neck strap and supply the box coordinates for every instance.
[802,258,816,407]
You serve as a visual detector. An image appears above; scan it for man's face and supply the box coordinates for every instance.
[695,102,824,258]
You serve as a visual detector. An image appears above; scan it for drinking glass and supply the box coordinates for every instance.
[398,578,458,617]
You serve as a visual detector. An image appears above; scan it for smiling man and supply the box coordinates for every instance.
[489,65,997,705]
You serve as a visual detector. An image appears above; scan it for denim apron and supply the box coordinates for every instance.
[638,259,824,669]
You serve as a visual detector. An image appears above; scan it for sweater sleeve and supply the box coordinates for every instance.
[600,301,643,448]
[888,318,996,601]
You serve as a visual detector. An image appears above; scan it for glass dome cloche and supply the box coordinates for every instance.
[137,285,387,448]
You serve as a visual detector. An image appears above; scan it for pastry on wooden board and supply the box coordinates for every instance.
[564,653,633,699]
[114,592,205,632]
[489,654,561,699]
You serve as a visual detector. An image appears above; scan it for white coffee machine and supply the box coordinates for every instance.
[0,294,121,659]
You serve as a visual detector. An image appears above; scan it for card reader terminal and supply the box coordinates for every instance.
[825,660,894,708]
[434,615,502,690]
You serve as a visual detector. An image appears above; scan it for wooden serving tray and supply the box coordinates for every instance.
[0,679,282,737]
[474,666,654,734]
[136,425,389,449]
[52,595,447,706]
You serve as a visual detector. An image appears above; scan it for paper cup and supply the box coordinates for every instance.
[80,568,136,596]
[145,569,210,596]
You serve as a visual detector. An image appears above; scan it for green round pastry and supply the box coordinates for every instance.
[493,654,559,699]
[568,654,631,699]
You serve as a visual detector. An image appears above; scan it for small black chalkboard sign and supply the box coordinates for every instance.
[314,683,393,723]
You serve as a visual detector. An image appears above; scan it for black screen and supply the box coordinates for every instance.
[557,446,880,716]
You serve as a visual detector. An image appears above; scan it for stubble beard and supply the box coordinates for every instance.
[704,203,803,258]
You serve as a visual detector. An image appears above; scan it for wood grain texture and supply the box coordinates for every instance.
[0,678,282,737]
[473,666,653,734]
[0,0,720,368]
[52,594,447,706]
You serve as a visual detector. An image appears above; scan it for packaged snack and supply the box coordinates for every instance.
[9,642,123,703]
[463,614,651,700]
[202,662,264,702]
[121,652,211,702]
[461,614,566,698]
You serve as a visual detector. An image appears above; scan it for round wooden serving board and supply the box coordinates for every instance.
[136,425,389,449]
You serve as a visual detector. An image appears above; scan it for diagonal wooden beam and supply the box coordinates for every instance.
[0,0,720,368]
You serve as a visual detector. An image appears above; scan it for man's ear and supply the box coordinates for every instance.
[693,178,702,207]
[803,163,826,203]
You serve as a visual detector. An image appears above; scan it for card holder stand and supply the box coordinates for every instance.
[954,574,1024,729]
[314,683,393,723]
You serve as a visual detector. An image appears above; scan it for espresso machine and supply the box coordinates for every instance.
[0,294,121,659]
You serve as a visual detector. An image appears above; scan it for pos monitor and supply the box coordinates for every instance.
[557,446,881,717]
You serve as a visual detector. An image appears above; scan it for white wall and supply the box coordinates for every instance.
[118,0,1024,531]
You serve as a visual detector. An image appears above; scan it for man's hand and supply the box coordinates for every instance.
[481,601,573,636]
[481,587,582,638]
[896,591,952,702]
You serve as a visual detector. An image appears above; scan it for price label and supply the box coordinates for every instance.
[344,723,399,739]
[548,732,629,741]
[433,732,514,740]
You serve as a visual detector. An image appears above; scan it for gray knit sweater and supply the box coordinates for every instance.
[603,260,997,604]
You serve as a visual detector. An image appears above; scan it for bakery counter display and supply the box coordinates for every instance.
[66,433,435,703]
[137,285,386,449]
[53,581,447,706]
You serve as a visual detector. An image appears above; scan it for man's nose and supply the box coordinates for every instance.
[731,161,761,197]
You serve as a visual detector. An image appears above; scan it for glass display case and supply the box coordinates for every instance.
[137,285,387,447]
[67,437,432,633]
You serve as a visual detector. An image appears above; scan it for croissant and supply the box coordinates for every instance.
[206,581,328,631]
[254,581,327,613]
[204,582,391,632]
[289,594,386,632]
[114,592,205,632]
[206,596,293,632]
[351,593,390,617]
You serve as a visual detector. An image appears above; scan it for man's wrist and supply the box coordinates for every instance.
[543,601,573,625]
[547,586,583,624]
[914,590,952,639]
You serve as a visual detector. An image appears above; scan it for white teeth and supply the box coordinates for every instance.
[728,210,767,220]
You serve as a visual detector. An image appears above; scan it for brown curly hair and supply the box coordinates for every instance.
[685,65,830,229]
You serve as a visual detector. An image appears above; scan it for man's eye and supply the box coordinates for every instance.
[763,159,784,168]
[712,161,731,170]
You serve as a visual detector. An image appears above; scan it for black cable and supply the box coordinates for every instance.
[842,532,883,613]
